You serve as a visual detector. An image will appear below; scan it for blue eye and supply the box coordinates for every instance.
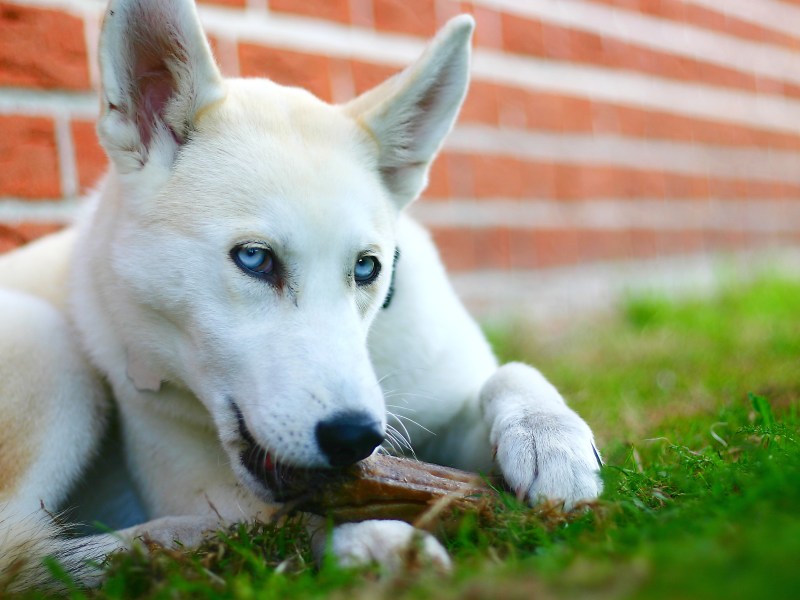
[354,255,380,285]
[233,245,274,276]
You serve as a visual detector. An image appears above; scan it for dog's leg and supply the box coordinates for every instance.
[0,289,108,514]
[479,363,603,509]
[369,216,602,509]
[0,288,110,589]
[321,520,451,572]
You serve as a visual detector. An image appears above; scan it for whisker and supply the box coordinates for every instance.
[389,413,436,435]
[381,435,400,455]
[386,425,412,451]
[377,371,401,385]
[381,392,411,406]
[386,421,416,459]
[388,419,416,453]
[384,403,418,414]
[391,413,435,436]
[387,390,441,402]
[384,434,412,459]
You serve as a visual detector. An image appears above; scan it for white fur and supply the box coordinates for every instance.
[0,0,601,590]
[481,364,602,510]
[330,521,451,572]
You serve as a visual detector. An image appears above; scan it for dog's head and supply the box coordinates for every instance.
[92,0,472,500]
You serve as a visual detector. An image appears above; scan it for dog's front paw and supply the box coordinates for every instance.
[327,520,451,572]
[481,363,603,510]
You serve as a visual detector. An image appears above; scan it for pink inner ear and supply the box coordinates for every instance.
[133,61,180,149]
[126,2,188,151]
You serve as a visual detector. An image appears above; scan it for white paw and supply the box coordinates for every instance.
[481,363,603,510]
[329,520,451,572]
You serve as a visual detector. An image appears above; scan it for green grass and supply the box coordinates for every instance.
[16,276,800,599]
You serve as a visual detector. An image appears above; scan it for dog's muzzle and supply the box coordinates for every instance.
[231,402,384,500]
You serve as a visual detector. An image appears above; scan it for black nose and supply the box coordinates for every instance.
[315,412,385,467]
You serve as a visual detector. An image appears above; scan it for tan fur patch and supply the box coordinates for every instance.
[0,411,35,497]
[0,288,82,502]
[0,333,55,498]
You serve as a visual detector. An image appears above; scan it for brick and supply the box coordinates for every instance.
[436,0,463,27]
[471,155,524,198]
[0,116,60,198]
[363,75,800,152]
[349,60,399,95]
[475,227,511,269]
[721,15,800,51]
[609,0,639,10]
[71,120,107,193]
[431,227,513,270]
[424,157,450,198]
[430,226,477,271]
[238,44,333,102]
[579,229,632,262]
[207,35,222,67]
[665,170,708,197]
[595,101,800,150]
[521,162,557,198]
[459,81,499,125]
[439,149,800,202]
[498,11,799,99]
[197,0,246,7]
[757,77,788,97]
[496,86,529,129]
[0,3,90,90]
[523,92,595,133]
[523,92,566,131]
[557,96,594,132]
[270,0,350,24]
[327,58,355,103]
[207,35,239,78]
[633,171,667,198]
[552,164,587,200]
[442,152,474,197]
[373,0,437,36]
[540,21,572,61]
[428,223,788,272]
[532,228,581,268]
[0,222,63,254]
[676,229,707,254]
[592,0,800,51]
[349,0,374,28]
[629,228,660,259]
[456,4,503,49]
[568,29,604,63]
[508,226,538,269]
[501,13,545,57]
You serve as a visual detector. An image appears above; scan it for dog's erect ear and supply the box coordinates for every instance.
[97,0,225,173]
[344,15,474,210]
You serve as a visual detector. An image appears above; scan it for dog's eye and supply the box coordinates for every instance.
[233,245,274,276]
[354,256,381,285]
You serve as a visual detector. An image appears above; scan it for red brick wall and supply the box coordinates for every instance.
[1,0,799,272]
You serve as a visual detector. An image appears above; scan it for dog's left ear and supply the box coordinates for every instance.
[97,0,225,173]
[344,15,474,210]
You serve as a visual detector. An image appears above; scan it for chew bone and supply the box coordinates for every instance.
[273,454,495,527]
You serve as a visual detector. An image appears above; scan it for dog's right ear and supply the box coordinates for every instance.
[343,15,474,211]
[97,0,225,173]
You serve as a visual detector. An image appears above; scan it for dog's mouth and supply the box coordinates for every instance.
[232,402,332,501]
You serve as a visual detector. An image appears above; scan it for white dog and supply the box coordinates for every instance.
[0,0,601,590]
